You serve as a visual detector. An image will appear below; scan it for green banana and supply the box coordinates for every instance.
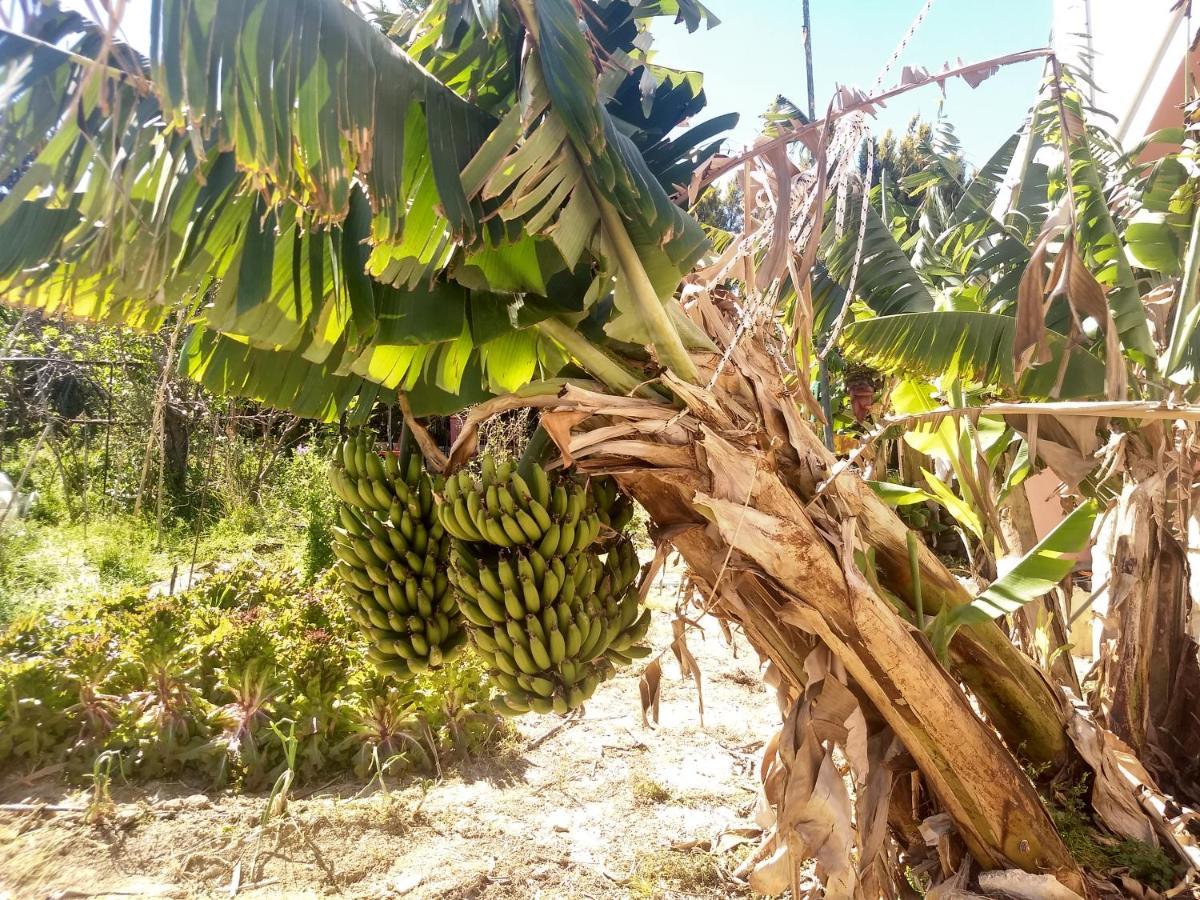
[528,635,552,670]
[520,577,541,614]
[494,649,519,677]
[473,628,499,653]
[537,523,561,558]
[548,628,566,664]
[512,643,540,676]
[530,466,551,508]
[503,590,525,620]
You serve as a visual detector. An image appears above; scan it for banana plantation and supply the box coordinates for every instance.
[1,0,1199,896]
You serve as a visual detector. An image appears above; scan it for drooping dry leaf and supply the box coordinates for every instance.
[1004,413,1100,487]
[1065,695,1200,870]
[1014,230,1054,375]
[680,50,1051,201]
[670,617,704,725]
[541,409,598,466]
[899,64,931,86]
[1041,238,1129,400]
[775,710,857,896]
[1059,238,1108,323]
[1103,308,1128,400]
[639,658,662,728]
[856,732,900,898]
[397,393,449,473]
[755,141,793,291]
[747,841,792,896]
[958,61,1000,89]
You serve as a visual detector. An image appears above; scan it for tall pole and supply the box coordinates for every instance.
[802,0,816,120]
[804,1,835,450]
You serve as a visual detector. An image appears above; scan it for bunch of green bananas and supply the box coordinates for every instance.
[438,454,601,555]
[328,432,466,678]
[586,475,635,548]
[443,454,651,716]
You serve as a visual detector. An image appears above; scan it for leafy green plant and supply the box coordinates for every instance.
[0,561,496,788]
[1048,777,1180,890]
[83,750,123,825]
[262,718,299,825]
[924,501,1099,661]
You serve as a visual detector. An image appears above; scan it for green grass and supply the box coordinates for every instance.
[0,450,338,626]
[0,516,165,622]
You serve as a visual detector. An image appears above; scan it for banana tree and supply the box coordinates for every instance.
[836,67,1200,818]
[5,0,1195,891]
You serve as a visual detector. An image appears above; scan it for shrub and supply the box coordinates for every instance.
[0,563,497,788]
[84,519,153,585]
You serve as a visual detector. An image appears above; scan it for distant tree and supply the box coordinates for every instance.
[692,179,744,234]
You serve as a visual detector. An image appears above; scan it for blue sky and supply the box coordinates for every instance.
[651,0,1052,166]
[68,0,1050,166]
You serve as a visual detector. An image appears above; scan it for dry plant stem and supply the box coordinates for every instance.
[1094,470,1200,798]
[545,323,1071,769]
[801,443,1072,769]
[134,309,188,516]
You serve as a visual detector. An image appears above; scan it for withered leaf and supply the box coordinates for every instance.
[639,658,662,728]
[670,617,705,726]
[754,142,793,291]
[397,393,449,473]
[539,410,592,466]
[1061,238,1109,324]
[1014,231,1053,375]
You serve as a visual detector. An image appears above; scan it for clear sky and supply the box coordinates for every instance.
[651,0,1052,166]
[64,0,1051,166]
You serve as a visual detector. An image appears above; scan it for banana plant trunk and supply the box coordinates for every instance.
[1093,468,1200,802]
[524,295,1082,888]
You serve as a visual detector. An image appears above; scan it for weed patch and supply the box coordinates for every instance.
[630,773,672,805]
[630,849,725,898]
[1048,777,1179,890]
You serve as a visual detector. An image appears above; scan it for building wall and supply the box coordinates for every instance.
[1055,0,1194,148]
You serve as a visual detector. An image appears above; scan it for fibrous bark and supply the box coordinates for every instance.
[1094,472,1200,801]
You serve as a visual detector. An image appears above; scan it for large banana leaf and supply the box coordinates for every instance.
[813,201,935,333]
[0,0,731,421]
[840,311,1107,399]
[151,0,494,241]
[937,132,1020,275]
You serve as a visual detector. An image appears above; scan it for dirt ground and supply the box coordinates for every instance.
[0,563,782,899]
